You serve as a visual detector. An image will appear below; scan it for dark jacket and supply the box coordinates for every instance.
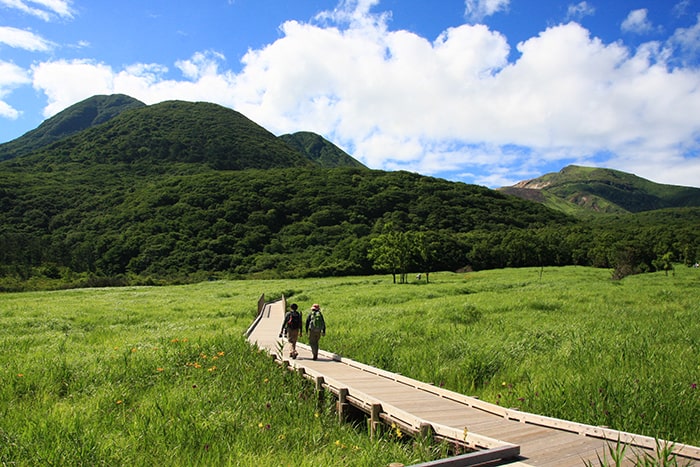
[281,310,302,334]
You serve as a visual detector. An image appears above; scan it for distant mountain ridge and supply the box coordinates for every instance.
[0,94,145,161]
[279,131,366,169]
[500,165,700,214]
[0,94,362,170]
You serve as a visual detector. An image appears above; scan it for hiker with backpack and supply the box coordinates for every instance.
[305,303,326,360]
[279,303,302,359]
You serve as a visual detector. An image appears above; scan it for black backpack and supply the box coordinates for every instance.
[287,310,302,329]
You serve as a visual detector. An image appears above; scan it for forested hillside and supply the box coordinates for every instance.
[0,162,572,283]
[1,95,699,290]
[278,131,366,168]
[4,100,313,171]
[0,94,145,162]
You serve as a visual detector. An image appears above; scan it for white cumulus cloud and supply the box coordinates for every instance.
[566,1,595,21]
[670,13,700,64]
[0,26,54,51]
[0,0,74,21]
[621,9,655,34]
[0,61,30,118]
[465,0,509,22]
[15,1,700,187]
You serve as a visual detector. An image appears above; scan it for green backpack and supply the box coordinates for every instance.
[309,310,324,330]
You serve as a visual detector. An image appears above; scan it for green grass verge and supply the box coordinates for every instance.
[0,283,445,466]
[1,266,698,465]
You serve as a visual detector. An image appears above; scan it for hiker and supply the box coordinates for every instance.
[279,303,302,359]
[305,303,326,360]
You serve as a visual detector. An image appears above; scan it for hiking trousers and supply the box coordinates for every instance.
[286,328,300,357]
[308,329,322,360]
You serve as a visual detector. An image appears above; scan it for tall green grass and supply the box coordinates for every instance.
[317,267,699,447]
[0,283,443,466]
[0,266,698,465]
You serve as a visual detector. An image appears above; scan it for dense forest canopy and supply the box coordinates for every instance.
[1,95,699,290]
[0,165,574,280]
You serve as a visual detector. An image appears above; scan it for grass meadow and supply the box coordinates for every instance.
[0,266,698,465]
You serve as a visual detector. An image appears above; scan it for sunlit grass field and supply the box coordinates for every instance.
[0,282,445,466]
[318,266,699,447]
[1,266,698,465]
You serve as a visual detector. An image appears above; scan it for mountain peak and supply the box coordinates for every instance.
[0,94,365,172]
[278,131,366,169]
[0,94,145,161]
[501,165,700,214]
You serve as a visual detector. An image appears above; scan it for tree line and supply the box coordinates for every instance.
[367,213,699,283]
[1,163,698,290]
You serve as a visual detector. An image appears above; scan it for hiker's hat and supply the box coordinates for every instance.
[311,304,320,311]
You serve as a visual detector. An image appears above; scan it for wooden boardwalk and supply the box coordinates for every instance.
[246,298,700,466]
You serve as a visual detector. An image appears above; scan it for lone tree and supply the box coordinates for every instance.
[369,229,436,284]
[652,252,675,276]
[369,230,405,283]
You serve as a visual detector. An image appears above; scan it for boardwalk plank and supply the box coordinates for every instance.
[247,298,700,467]
[419,410,502,428]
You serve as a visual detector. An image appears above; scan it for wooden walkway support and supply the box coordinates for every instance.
[247,297,700,466]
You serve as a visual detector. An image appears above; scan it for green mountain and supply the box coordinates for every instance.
[279,131,366,168]
[0,95,365,171]
[0,94,145,161]
[500,165,700,214]
[0,95,578,288]
[8,100,318,171]
[1,95,698,290]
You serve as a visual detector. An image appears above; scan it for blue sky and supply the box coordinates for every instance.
[1,0,700,188]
